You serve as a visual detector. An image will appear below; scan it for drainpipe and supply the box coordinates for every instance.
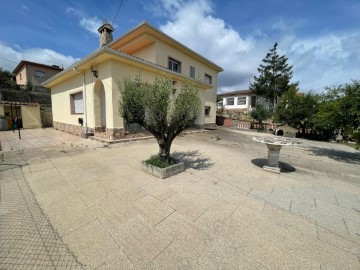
[82,72,88,134]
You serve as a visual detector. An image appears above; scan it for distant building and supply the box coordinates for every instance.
[13,60,63,91]
[218,89,279,112]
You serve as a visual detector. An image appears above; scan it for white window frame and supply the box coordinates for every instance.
[226,97,234,105]
[237,97,246,105]
[168,57,181,73]
[70,92,84,114]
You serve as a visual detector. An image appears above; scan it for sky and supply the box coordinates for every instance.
[0,0,359,93]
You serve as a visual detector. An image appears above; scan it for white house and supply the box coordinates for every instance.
[218,90,278,112]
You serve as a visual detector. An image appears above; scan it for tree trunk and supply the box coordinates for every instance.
[158,137,171,164]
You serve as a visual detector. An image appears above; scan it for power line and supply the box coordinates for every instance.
[112,0,125,25]
[0,56,18,64]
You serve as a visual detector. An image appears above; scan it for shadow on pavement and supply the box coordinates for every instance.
[172,150,214,170]
[309,147,360,164]
[251,158,296,173]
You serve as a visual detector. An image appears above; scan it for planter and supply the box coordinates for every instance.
[141,160,185,179]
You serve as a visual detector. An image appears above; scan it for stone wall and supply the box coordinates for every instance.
[53,121,82,137]
[106,128,126,139]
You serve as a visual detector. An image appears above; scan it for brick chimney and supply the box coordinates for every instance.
[98,21,115,47]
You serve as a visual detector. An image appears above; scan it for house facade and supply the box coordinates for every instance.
[13,60,63,91]
[43,21,223,139]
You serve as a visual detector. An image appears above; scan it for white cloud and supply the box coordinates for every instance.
[0,41,78,72]
[151,0,360,93]
[66,8,103,35]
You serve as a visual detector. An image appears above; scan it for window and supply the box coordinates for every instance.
[168,57,181,73]
[34,71,45,78]
[251,96,257,107]
[237,97,246,105]
[189,66,195,79]
[204,74,212,85]
[70,92,84,114]
[205,106,211,116]
[226,98,234,105]
[19,73,22,80]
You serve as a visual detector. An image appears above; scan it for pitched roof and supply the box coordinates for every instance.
[12,60,63,74]
[110,21,223,72]
[43,22,223,88]
[218,90,254,97]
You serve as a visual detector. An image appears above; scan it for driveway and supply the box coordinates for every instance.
[1,128,360,269]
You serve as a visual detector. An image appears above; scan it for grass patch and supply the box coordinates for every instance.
[145,155,178,168]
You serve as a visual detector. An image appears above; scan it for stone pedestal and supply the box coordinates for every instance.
[263,144,282,173]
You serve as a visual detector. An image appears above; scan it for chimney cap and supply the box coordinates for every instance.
[98,21,115,33]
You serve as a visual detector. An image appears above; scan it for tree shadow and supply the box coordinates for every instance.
[251,158,296,173]
[171,150,214,170]
[308,146,360,165]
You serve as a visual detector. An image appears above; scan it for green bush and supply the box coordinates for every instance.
[145,155,177,168]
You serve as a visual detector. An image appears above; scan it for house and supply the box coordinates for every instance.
[218,90,257,112]
[43,21,223,139]
[218,89,279,112]
[13,60,63,92]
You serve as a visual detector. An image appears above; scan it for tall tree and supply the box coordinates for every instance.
[250,42,298,110]
[119,73,201,164]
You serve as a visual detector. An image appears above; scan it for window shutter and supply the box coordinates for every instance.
[190,66,195,79]
[74,92,84,114]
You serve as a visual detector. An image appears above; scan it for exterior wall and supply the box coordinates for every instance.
[51,72,84,128]
[16,66,28,85]
[154,41,218,125]
[130,43,156,63]
[0,105,4,115]
[25,64,62,87]
[21,105,41,128]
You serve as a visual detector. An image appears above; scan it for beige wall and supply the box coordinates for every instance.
[131,43,156,63]
[0,105,4,116]
[21,106,41,128]
[16,64,62,86]
[16,66,28,85]
[51,72,84,126]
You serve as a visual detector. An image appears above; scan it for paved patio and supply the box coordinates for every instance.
[1,128,360,269]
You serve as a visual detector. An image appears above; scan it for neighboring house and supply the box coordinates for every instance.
[43,21,223,139]
[218,89,279,112]
[218,90,257,112]
[13,60,63,91]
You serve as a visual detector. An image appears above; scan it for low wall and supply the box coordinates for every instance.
[53,121,82,136]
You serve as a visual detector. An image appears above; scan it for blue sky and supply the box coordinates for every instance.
[1,0,359,93]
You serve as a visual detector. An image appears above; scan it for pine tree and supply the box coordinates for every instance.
[250,42,298,110]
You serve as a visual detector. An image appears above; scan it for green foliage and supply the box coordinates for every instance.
[274,86,319,132]
[145,155,177,168]
[0,68,16,89]
[311,80,360,142]
[119,73,201,163]
[250,104,272,130]
[250,42,298,110]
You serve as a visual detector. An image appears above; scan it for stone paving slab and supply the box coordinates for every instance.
[1,128,360,269]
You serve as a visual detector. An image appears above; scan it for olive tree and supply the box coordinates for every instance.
[118,73,201,164]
